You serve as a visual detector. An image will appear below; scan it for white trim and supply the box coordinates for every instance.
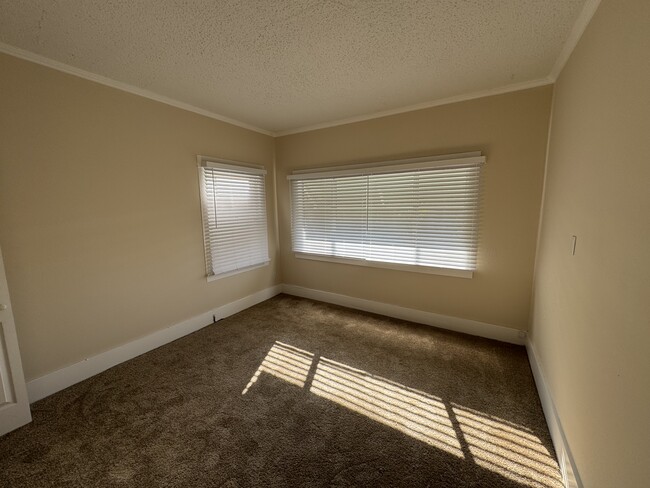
[531,86,556,298]
[527,81,555,335]
[275,0,599,138]
[526,339,583,488]
[197,156,270,279]
[291,152,482,176]
[4,29,601,139]
[0,246,32,436]
[294,253,473,279]
[281,284,524,345]
[287,154,484,180]
[274,78,553,136]
[549,0,602,80]
[2,0,601,142]
[26,285,282,403]
[0,43,273,137]
[206,261,270,282]
[197,155,267,175]
[275,0,602,140]
[20,280,574,486]
[201,162,266,175]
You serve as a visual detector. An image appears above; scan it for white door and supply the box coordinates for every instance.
[0,246,31,436]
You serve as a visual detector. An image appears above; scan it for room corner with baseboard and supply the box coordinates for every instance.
[1,1,648,486]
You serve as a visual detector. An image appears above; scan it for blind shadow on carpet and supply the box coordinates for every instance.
[242,340,561,488]
[0,295,562,488]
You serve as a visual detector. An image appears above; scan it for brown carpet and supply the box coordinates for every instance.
[0,294,562,487]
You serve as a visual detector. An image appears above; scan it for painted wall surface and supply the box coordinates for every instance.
[0,53,279,381]
[530,0,650,486]
[276,86,553,330]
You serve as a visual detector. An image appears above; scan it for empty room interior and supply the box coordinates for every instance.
[0,1,648,487]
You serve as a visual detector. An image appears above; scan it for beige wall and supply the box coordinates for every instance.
[276,86,553,330]
[5,6,648,483]
[530,0,650,486]
[0,53,279,381]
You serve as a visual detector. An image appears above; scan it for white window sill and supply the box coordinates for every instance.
[206,260,270,282]
[293,252,473,279]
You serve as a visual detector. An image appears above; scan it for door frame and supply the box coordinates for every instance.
[0,245,32,436]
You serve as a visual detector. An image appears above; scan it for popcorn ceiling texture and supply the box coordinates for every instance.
[0,0,584,132]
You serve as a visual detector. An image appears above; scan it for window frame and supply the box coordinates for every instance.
[197,155,270,282]
[288,152,484,279]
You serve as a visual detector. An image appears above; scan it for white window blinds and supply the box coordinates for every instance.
[289,154,483,276]
[199,158,269,279]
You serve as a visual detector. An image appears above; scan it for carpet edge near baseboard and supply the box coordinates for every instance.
[26,284,283,403]
[281,284,526,345]
[27,283,526,404]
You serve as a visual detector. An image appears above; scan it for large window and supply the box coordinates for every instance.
[289,153,483,278]
[198,157,269,280]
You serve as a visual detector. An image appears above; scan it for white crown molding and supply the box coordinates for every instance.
[0,41,553,138]
[26,285,283,403]
[276,0,602,137]
[274,77,554,136]
[273,0,601,138]
[549,0,602,81]
[1,0,599,139]
[282,284,526,345]
[0,42,274,137]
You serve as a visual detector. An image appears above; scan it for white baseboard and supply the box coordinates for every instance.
[25,282,528,403]
[281,284,526,345]
[526,340,582,488]
[26,282,577,486]
[27,284,282,403]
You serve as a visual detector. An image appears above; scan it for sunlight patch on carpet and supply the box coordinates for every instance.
[452,405,562,488]
[242,342,313,394]
[311,356,463,457]
[242,341,562,487]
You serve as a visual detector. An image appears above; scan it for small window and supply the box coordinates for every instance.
[289,153,484,278]
[198,156,269,280]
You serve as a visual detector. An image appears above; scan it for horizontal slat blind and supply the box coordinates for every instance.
[200,165,269,278]
[291,160,482,271]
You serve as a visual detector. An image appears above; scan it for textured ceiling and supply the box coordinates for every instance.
[0,0,586,133]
